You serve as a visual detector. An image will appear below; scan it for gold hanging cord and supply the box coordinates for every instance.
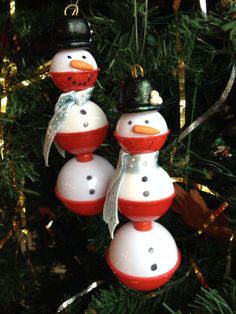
[64,0,79,16]
[131,64,144,78]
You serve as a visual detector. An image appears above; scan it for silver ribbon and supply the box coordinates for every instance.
[103,150,129,238]
[103,150,160,238]
[57,280,103,313]
[164,64,236,153]
[178,64,235,144]
[125,151,159,173]
[43,87,94,166]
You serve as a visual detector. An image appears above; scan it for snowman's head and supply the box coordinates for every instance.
[116,111,168,138]
[50,49,99,92]
[50,48,98,73]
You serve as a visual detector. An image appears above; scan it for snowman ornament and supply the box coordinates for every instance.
[43,14,114,216]
[103,65,180,290]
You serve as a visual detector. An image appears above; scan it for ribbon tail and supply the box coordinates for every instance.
[43,104,68,166]
[54,141,65,159]
[43,119,56,167]
[103,178,121,239]
[103,150,129,238]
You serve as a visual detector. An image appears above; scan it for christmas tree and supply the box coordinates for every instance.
[0,0,236,313]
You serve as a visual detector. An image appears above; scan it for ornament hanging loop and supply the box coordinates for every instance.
[64,3,79,16]
[131,64,144,78]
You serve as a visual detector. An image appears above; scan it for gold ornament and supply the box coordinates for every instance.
[190,258,209,288]
[0,57,17,113]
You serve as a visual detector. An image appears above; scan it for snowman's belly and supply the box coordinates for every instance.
[119,170,174,201]
[58,101,108,133]
[56,155,115,201]
[108,222,179,277]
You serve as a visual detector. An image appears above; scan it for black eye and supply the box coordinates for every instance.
[145,120,149,124]
[67,55,72,59]
[82,55,86,59]
[128,120,132,125]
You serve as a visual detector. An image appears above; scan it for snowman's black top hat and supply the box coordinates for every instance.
[118,75,161,113]
[53,16,92,50]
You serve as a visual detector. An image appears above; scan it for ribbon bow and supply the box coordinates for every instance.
[43,87,94,166]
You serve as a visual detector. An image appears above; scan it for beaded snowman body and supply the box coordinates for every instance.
[43,15,114,216]
[103,68,180,291]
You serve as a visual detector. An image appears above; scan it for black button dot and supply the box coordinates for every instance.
[87,175,92,180]
[151,264,157,271]
[67,55,72,59]
[143,191,150,197]
[128,120,132,125]
[80,109,87,115]
[82,55,86,59]
[68,77,72,81]
[89,189,95,195]
[142,176,148,182]
[148,247,154,254]
[145,120,149,124]
[83,122,89,127]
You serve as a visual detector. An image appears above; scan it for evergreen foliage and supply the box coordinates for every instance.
[0,0,235,313]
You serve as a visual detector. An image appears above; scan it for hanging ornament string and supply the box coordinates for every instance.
[138,0,148,63]
[173,0,186,130]
[133,0,149,62]
[134,0,139,55]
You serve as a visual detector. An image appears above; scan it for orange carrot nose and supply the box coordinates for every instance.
[132,125,160,135]
[70,60,93,70]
